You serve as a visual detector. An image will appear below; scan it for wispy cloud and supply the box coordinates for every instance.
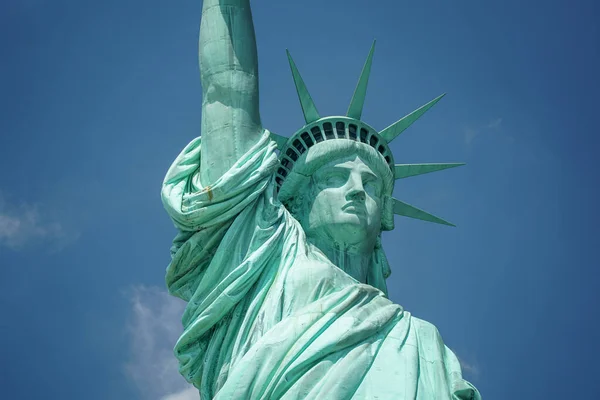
[161,387,200,400]
[0,193,79,251]
[124,285,199,400]
[453,349,481,381]
[464,127,480,145]
[464,117,509,145]
[487,117,503,130]
[458,356,480,378]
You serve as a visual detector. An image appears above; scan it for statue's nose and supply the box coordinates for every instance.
[348,189,366,202]
[346,175,366,202]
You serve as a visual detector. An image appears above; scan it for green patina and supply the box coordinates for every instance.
[161,0,481,398]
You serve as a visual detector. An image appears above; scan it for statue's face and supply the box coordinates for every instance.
[304,155,383,252]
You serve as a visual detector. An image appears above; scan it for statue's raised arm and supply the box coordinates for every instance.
[199,0,262,185]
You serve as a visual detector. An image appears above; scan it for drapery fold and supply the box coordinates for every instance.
[161,130,481,399]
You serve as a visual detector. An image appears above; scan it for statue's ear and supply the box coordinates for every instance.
[381,194,395,231]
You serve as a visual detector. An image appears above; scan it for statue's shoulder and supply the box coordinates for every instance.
[410,315,442,335]
[407,316,449,359]
[403,315,478,398]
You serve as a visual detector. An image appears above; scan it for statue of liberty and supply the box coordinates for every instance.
[161,0,481,398]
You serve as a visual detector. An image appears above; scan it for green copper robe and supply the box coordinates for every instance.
[162,130,481,399]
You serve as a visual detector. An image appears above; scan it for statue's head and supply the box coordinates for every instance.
[277,119,396,254]
[273,42,462,286]
[307,155,383,251]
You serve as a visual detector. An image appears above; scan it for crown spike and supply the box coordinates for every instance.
[393,198,455,227]
[286,49,320,124]
[395,163,465,180]
[347,40,376,119]
[380,93,446,142]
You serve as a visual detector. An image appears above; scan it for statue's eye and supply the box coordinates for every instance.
[363,178,382,197]
[322,171,346,187]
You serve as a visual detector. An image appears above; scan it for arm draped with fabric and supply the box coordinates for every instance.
[162,0,280,292]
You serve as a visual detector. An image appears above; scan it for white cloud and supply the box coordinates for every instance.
[464,127,479,145]
[124,285,199,400]
[0,193,78,251]
[453,349,481,381]
[458,357,480,378]
[487,117,503,130]
[464,117,507,145]
[161,387,200,400]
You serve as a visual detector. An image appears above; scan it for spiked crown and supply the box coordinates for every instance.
[272,42,463,228]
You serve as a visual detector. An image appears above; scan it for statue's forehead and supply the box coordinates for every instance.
[315,155,379,176]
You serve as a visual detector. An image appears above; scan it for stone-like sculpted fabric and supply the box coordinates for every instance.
[162,131,481,399]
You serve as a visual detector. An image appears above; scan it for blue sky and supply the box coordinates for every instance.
[1,0,599,398]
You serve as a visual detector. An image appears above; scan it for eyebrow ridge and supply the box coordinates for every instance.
[321,165,380,181]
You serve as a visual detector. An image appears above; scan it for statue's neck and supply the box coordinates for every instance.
[307,235,373,283]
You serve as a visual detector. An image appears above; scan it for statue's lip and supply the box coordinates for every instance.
[342,201,366,215]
